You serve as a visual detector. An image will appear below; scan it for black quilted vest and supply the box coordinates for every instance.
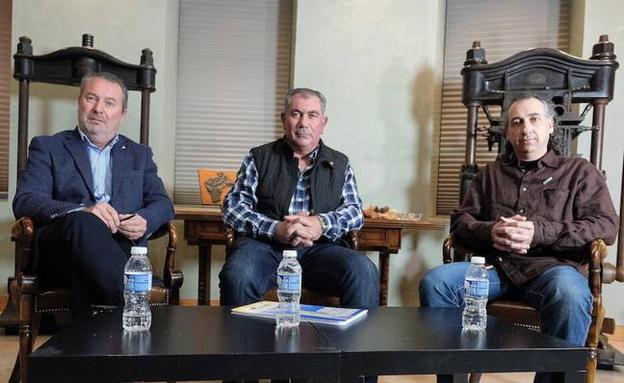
[250,138,348,220]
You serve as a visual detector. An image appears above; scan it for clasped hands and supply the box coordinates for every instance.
[274,211,323,247]
[84,202,147,240]
[491,215,534,254]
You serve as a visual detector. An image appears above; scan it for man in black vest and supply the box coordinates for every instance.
[219,88,379,309]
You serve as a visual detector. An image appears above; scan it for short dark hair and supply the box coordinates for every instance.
[79,72,128,110]
[283,88,327,114]
[502,94,555,128]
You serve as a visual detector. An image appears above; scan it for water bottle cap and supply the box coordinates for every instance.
[282,250,297,258]
[131,246,148,255]
[471,256,485,264]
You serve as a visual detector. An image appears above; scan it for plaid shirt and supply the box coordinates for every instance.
[223,149,363,241]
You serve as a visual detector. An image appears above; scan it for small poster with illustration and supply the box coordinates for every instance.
[197,169,237,205]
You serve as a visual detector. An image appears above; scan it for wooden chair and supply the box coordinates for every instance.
[224,225,359,306]
[8,34,184,383]
[446,35,623,383]
[443,235,607,383]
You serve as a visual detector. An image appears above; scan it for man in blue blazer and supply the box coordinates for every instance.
[13,72,173,308]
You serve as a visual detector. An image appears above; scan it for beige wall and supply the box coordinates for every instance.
[292,0,449,306]
[2,0,623,324]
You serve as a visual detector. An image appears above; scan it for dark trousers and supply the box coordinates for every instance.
[36,211,133,309]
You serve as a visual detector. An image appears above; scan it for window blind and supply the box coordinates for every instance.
[0,0,12,199]
[436,0,570,215]
[174,0,293,204]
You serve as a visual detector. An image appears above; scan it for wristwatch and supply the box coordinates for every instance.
[317,215,329,233]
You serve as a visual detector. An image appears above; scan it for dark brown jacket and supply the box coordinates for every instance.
[451,150,619,286]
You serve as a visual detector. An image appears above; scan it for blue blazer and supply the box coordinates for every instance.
[13,129,174,241]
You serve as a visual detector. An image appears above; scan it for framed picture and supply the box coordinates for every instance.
[197,169,237,205]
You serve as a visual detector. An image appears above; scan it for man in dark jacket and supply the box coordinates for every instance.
[220,88,379,308]
[13,72,173,308]
[419,95,618,383]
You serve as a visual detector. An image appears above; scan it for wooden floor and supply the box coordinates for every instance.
[1,308,623,382]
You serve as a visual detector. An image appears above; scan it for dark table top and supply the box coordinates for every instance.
[313,307,587,377]
[29,306,588,382]
[28,305,340,382]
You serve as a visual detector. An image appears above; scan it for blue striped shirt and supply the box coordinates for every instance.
[78,129,119,203]
[223,149,364,241]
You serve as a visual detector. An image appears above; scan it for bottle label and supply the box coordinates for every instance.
[125,272,152,293]
[277,272,301,292]
[464,279,488,298]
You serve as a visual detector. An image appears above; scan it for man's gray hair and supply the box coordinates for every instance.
[283,88,327,114]
[502,94,556,128]
[80,72,128,110]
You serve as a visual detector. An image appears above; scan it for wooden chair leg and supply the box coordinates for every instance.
[18,321,31,383]
[586,302,604,383]
[586,357,597,383]
[18,310,40,383]
[586,327,599,383]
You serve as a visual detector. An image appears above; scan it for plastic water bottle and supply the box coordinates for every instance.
[462,256,489,332]
[276,250,302,327]
[123,246,152,331]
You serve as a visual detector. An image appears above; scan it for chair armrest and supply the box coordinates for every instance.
[589,238,608,284]
[160,222,183,294]
[10,217,41,318]
[442,233,473,263]
[11,217,36,274]
[442,234,454,264]
[224,224,236,258]
[588,239,607,329]
[11,216,35,245]
[346,230,358,250]
[162,222,177,273]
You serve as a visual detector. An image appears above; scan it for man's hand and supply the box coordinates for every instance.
[118,213,147,241]
[275,219,309,246]
[287,212,323,242]
[84,202,120,232]
[274,212,323,247]
[491,215,534,254]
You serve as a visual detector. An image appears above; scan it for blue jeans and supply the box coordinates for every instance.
[419,262,592,383]
[219,236,379,309]
[419,262,592,345]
